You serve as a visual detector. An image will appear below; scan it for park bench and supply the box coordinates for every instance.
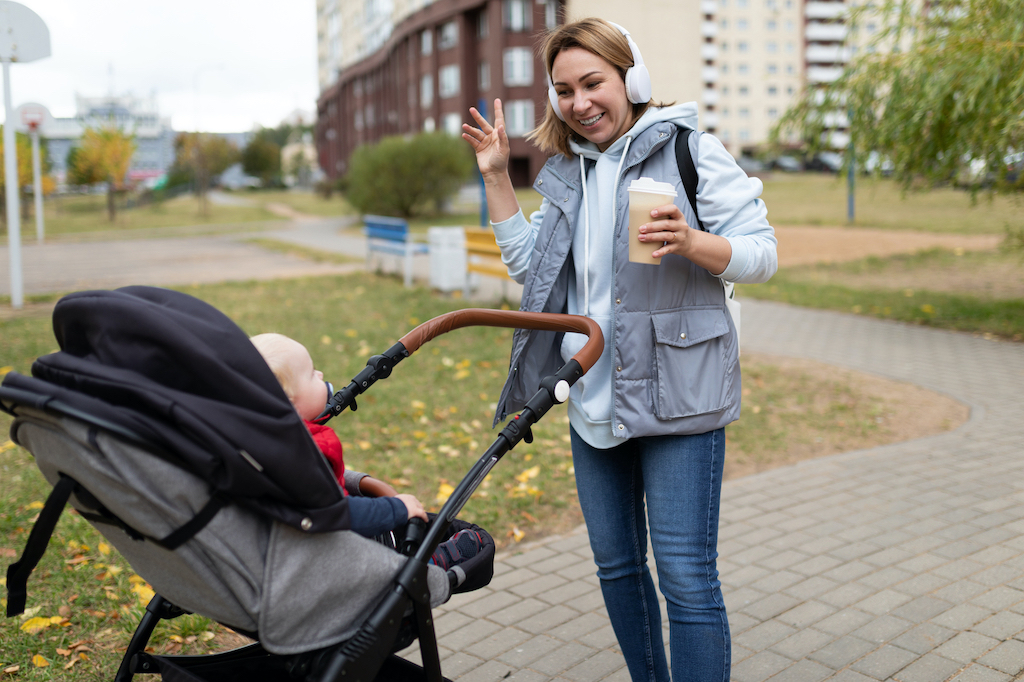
[364,215,428,288]
[463,227,511,299]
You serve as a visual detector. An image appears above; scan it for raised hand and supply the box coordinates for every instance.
[462,98,510,179]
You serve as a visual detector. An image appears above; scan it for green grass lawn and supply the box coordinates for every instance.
[7,193,280,240]
[739,248,1024,340]
[236,188,356,217]
[760,173,1022,234]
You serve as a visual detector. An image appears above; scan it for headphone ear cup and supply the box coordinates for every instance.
[548,79,565,122]
[624,63,652,105]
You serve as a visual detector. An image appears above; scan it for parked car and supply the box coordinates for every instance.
[806,151,844,173]
[736,156,766,174]
[770,156,803,172]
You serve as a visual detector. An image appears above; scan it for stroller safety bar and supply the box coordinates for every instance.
[317,309,603,422]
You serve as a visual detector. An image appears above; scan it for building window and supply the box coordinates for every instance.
[739,86,749,96]
[423,117,435,132]
[766,41,778,53]
[720,42,728,52]
[408,82,416,107]
[503,47,533,86]
[504,0,531,32]
[737,63,749,75]
[439,21,458,49]
[720,130,731,142]
[421,74,434,108]
[365,104,375,128]
[737,19,748,30]
[545,0,558,29]
[721,63,729,74]
[504,100,535,137]
[784,19,794,31]
[421,29,433,55]
[786,63,795,74]
[443,113,463,136]
[721,107,730,118]
[785,41,795,53]
[766,20,777,30]
[439,64,460,98]
[768,108,778,118]
[739,129,750,141]
[720,18,728,28]
[737,41,748,52]
[477,10,488,38]
[739,107,750,117]
[767,85,778,96]
[354,110,364,131]
[479,61,491,91]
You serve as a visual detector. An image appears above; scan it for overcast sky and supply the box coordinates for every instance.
[1,0,319,132]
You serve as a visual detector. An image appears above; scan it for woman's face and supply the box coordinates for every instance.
[550,47,634,152]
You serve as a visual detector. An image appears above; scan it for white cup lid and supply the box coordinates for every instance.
[628,177,677,196]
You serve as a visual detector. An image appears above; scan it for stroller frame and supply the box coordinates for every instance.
[4,306,602,682]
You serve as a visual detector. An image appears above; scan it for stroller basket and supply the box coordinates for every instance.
[3,287,602,682]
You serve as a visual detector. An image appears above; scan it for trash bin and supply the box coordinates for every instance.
[428,227,467,292]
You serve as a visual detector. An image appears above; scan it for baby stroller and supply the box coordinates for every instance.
[2,286,602,682]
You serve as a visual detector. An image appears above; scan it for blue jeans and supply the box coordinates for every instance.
[571,427,730,682]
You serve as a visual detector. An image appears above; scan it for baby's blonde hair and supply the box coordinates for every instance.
[250,332,302,401]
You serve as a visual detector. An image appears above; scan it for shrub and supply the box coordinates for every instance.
[345,132,474,218]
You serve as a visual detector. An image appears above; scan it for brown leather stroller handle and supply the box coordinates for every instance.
[399,309,604,375]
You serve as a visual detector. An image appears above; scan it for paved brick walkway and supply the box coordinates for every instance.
[4,221,1023,681]
[421,303,1024,682]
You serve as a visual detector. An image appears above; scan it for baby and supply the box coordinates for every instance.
[250,333,483,572]
[250,332,427,537]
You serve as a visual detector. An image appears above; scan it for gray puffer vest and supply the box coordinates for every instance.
[493,124,741,439]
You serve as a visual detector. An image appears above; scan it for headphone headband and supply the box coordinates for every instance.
[547,20,652,122]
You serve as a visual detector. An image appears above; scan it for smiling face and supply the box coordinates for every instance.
[550,47,634,152]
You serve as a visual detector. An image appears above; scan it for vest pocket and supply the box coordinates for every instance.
[650,307,733,419]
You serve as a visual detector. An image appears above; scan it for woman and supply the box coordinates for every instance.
[463,18,777,682]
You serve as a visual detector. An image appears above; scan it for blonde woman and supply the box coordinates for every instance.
[463,18,777,681]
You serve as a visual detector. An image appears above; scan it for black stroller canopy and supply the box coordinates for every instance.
[4,286,352,533]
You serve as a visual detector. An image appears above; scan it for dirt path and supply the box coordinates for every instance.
[775,225,1001,266]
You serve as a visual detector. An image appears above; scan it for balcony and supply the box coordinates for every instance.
[701,65,719,82]
[806,22,848,41]
[703,111,719,129]
[701,21,718,38]
[703,88,720,106]
[701,43,718,60]
[807,65,844,82]
[805,1,847,20]
[806,44,848,63]
[701,0,717,14]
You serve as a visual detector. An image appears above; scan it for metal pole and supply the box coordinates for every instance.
[3,60,23,308]
[846,108,855,223]
[31,127,43,243]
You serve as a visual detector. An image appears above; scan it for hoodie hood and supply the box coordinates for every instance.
[568,102,699,161]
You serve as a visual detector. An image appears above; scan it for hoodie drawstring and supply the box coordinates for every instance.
[580,135,632,316]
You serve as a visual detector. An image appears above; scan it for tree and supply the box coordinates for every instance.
[346,132,474,218]
[241,134,281,187]
[773,0,1024,195]
[72,125,137,222]
[171,133,240,215]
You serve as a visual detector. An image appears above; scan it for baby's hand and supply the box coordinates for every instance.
[396,494,428,522]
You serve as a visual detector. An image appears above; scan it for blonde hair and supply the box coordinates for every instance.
[250,333,302,401]
[527,18,672,158]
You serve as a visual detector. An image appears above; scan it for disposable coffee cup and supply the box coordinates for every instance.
[627,177,678,264]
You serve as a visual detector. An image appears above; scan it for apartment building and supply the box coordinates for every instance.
[315,0,851,179]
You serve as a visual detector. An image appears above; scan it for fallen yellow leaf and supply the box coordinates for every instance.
[98,542,111,556]
[32,654,49,668]
[435,482,454,505]
[511,527,525,542]
[320,335,332,345]
[26,501,45,510]
[411,400,426,410]
[20,616,52,633]
[132,582,155,604]
[515,465,541,483]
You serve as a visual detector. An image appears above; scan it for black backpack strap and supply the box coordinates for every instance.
[6,474,76,617]
[675,128,707,232]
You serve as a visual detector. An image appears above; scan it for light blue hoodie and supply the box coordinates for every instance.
[492,103,777,447]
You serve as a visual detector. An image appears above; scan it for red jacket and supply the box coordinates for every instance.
[304,420,346,493]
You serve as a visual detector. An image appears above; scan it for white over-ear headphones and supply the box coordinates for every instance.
[547,21,652,123]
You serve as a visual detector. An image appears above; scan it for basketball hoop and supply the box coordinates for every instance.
[14,102,52,134]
